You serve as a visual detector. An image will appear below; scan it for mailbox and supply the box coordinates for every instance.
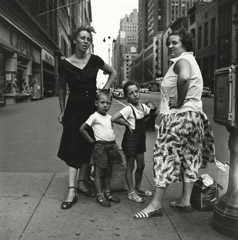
[213,65,238,128]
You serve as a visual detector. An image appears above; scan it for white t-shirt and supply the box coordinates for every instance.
[86,112,115,141]
[160,52,203,115]
[119,103,150,130]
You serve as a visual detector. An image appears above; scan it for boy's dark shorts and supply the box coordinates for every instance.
[122,132,146,157]
[91,141,123,168]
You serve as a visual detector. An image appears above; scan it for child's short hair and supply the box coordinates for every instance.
[123,81,140,97]
[96,89,112,101]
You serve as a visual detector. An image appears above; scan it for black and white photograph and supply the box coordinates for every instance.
[0,0,238,239]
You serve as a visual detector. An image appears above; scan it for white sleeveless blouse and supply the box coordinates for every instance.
[159,52,203,115]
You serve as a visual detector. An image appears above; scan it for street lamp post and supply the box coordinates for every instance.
[103,36,116,66]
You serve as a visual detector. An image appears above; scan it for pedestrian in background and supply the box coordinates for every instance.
[58,26,117,210]
[134,28,216,219]
[111,81,153,203]
[80,89,122,207]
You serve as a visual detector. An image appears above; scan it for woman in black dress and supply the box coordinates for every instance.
[58,26,117,210]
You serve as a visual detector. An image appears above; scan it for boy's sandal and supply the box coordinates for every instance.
[96,195,111,207]
[128,191,144,203]
[134,208,163,219]
[104,192,121,203]
[170,201,193,213]
[135,188,153,197]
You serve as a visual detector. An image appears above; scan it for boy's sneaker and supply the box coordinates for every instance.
[105,194,120,203]
[96,196,111,207]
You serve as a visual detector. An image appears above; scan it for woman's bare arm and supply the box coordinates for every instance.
[100,63,117,89]
[169,58,191,109]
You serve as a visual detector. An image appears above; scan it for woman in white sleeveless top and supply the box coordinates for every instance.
[134,28,216,219]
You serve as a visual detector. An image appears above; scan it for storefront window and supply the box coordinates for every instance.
[0,53,5,105]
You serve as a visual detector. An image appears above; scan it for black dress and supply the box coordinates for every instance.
[58,54,104,168]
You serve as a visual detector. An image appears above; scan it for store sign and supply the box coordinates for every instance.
[42,49,54,66]
[10,33,33,59]
[9,32,40,63]
[0,22,40,63]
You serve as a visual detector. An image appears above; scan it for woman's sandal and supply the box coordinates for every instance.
[77,180,95,197]
[170,201,193,213]
[61,187,77,210]
[135,187,153,197]
[134,208,163,219]
[128,191,144,203]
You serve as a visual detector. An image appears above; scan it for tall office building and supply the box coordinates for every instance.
[135,0,212,83]
[119,9,138,54]
[138,0,166,53]
[165,0,212,23]
[138,0,211,53]
[116,9,138,85]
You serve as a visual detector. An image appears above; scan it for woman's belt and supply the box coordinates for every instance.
[96,140,116,144]
[69,90,95,97]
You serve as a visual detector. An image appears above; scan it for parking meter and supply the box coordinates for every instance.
[213,65,238,128]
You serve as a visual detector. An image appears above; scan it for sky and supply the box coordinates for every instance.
[90,0,138,87]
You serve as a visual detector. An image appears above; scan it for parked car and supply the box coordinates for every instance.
[112,88,125,99]
[140,88,150,93]
[202,87,212,97]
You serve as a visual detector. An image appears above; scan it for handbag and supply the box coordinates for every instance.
[191,174,223,211]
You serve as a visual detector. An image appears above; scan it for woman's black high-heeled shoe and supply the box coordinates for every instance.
[77,180,95,197]
[61,187,77,210]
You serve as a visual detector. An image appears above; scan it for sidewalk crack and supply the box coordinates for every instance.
[18,172,56,240]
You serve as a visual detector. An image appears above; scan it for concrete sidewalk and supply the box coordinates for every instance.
[0,97,231,240]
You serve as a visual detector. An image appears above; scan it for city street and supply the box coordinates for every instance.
[0,96,232,240]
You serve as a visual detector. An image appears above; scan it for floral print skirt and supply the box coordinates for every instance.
[153,111,216,188]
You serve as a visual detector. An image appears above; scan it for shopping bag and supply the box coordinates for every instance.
[191,174,223,211]
[110,149,128,192]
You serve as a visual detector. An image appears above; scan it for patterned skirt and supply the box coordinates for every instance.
[153,111,216,188]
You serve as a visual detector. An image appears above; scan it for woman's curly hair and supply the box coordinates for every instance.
[167,27,194,52]
[71,26,96,51]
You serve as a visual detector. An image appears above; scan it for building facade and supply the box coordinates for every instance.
[216,0,233,69]
[114,9,138,86]
[231,0,238,65]
[133,0,206,86]
[196,0,217,89]
[0,0,92,106]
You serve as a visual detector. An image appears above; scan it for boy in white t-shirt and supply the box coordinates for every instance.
[111,81,154,203]
[80,89,122,207]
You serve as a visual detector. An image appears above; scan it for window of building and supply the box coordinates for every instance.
[198,26,202,49]
[204,22,208,47]
[210,18,216,45]
[61,37,68,56]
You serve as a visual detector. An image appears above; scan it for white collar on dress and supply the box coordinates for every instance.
[170,52,194,63]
